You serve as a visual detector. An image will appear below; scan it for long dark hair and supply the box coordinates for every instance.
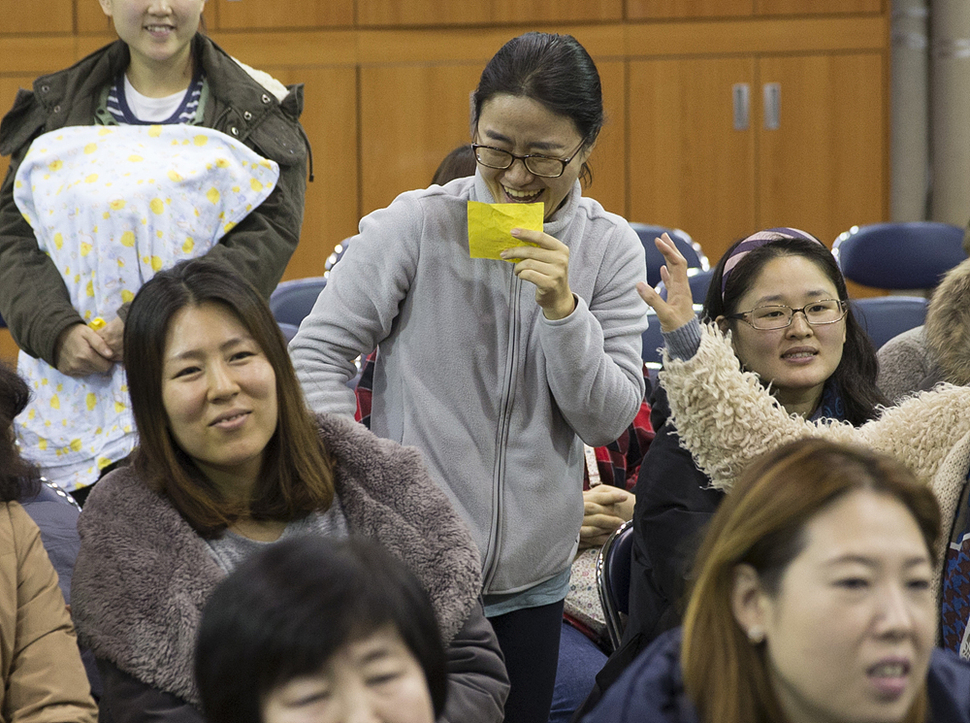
[124,259,334,536]
[683,439,938,723]
[704,234,886,425]
[0,363,40,502]
[471,32,603,186]
[196,536,447,723]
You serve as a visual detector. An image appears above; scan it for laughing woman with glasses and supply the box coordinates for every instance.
[600,229,888,694]
[289,32,648,723]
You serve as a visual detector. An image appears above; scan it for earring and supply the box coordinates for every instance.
[747,626,765,644]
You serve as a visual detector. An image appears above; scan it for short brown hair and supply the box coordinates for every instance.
[681,438,940,723]
[124,259,334,536]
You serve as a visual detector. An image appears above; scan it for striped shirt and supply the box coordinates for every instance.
[106,71,204,125]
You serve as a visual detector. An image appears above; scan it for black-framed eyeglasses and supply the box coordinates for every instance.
[727,299,848,330]
[470,136,587,179]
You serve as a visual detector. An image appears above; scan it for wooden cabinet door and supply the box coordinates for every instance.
[756,0,883,14]
[756,52,886,245]
[628,57,756,264]
[626,0,752,20]
[359,64,483,216]
[265,67,360,279]
[216,0,353,30]
[2,0,72,32]
[358,0,620,26]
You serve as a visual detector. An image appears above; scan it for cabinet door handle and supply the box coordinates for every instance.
[733,83,750,131]
[763,83,781,130]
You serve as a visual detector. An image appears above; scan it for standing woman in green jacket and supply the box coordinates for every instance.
[0,0,309,501]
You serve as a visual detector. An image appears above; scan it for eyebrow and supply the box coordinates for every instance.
[825,554,930,569]
[480,129,564,153]
[753,290,835,305]
[357,647,393,665]
[165,336,251,363]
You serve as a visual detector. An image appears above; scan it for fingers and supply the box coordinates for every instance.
[637,280,662,308]
[509,227,555,249]
[55,324,115,376]
[584,486,630,506]
[97,317,125,359]
[580,513,625,537]
[579,527,613,547]
[655,232,688,267]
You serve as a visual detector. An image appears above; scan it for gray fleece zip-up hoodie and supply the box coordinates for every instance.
[290,174,648,597]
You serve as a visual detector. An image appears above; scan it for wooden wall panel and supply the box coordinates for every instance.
[0,0,73,33]
[757,52,886,245]
[256,66,359,280]
[626,0,752,20]
[76,1,113,33]
[360,63,483,216]
[628,57,757,263]
[76,2,216,33]
[588,61,625,217]
[358,0,621,27]
[0,38,75,75]
[757,0,882,14]
[0,330,18,367]
[216,0,354,31]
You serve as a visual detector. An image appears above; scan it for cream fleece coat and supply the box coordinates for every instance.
[660,325,970,598]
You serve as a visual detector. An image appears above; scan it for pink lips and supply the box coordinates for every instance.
[867,658,911,700]
[209,410,250,430]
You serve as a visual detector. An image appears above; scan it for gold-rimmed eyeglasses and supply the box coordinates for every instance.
[727,299,848,330]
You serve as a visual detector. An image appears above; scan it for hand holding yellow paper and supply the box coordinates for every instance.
[467,201,543,261]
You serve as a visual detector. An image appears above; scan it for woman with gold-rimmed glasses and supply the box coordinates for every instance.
[596,228,887,699]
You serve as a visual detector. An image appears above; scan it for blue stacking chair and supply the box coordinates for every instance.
[833,222,965,291]
[268,276,327,339]
[641,311,664,374]
[849,296,928,350]
[596,519,635,652]
[629,223,709,288]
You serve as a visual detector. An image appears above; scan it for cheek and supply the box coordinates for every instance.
[732,330,776,374]
[161,383,200,434]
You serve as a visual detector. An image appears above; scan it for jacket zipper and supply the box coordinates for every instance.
[482,268,521,590]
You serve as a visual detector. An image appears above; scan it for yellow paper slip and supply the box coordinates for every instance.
[467,200,543,261]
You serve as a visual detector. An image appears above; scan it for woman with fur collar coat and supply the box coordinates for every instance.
[70,260,508,723]
[640,238,970,659]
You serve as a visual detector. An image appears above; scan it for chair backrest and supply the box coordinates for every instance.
[629,223,709,287]
[848,296,928,350]
[325,238,352,276]
[596,519,634,651]
[641,311,664,371]
[832,222,966,290]
[268,277,328,327]
[22,479,83,511]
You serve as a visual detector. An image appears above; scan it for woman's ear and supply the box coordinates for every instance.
[715,315,730,334]
[731,563,767,643]
[98,0,113,17]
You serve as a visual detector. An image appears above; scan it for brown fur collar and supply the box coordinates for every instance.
[71,413,481,704]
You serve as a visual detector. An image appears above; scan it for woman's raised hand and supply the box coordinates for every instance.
[635,233,696,333]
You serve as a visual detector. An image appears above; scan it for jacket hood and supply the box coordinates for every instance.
[926,257,970,386]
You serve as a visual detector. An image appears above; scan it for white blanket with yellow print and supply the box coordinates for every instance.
[13,124,279,490]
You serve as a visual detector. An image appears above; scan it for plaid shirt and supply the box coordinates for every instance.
[354,350,654,491]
